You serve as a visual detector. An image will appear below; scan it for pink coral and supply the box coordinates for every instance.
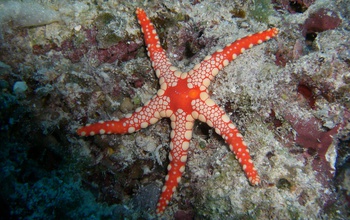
[273,0,316,13]
[302,8,342,38]
[284,114,341,180]
[97,41,140,64]
[32,27,140,65]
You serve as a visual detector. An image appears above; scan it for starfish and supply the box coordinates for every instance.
[77,8,278,215]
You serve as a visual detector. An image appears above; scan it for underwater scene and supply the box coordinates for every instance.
[0,0,349,219]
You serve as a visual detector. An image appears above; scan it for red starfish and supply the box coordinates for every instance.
[77,8,278,215]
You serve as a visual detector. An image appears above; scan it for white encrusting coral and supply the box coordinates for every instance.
[0,1,60,27]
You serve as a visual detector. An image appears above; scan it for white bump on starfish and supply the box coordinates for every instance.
[221,114,230,123]
[170,130,175,138]
[179,165,185,173]
[207,120,214,127]
[193,63,200,70]
[184,131,192,140]
[155,69,161,77]
[160,82,168,91]
[215,128,221,135]
[170,113,176,122]
[202,78,211,88]
[176,176,181,183]
[185,122,193,129]
[159,76,165,84]
[229,123,236,129]
[169,66,177,71]
[198,114,206,122]
[212,67,219,76]
[223,59,229,66]
[154,111,161,119]
[174,70,182,77]
[171,121,176,129]
[199,85,207,91]
[186,115,194,121]
[182,142,189,150]
[166,110,173,117]
[200,92,209,101]
[150,117,158,124]
[128,127,135,133]
[205,98,215,106]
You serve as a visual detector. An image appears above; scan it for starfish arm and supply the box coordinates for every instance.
[189,28,279,88]
[191,96,260,185]
[77,95,171,136]
[136,8,180,85]
[156,109,194,215]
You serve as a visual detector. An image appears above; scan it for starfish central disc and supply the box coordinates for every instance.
[164,78,200,113]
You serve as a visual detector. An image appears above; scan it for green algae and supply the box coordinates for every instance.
[94,12,116,28]
[249,0,274,23]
